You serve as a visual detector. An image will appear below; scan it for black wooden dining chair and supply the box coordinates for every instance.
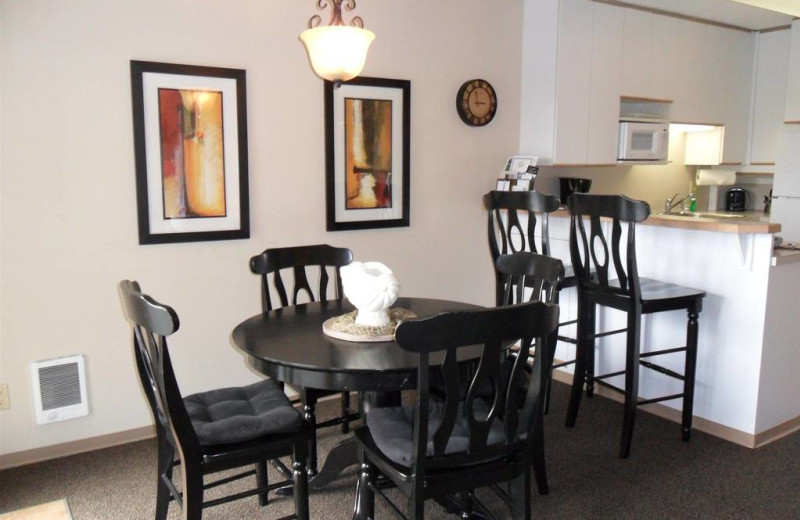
[564,194,706,458]
[352,301,560,520]
[496,251,564,497]
[485,190,579,411]
[249,244,359,474]
[117,280,310,520]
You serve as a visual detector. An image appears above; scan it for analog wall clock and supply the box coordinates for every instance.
[456,79,497,127]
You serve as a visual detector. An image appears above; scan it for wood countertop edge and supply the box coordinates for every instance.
[642,215,780,234]
[548,209,779,234]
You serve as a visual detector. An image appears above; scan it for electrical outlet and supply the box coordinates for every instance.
[0,384,10,410]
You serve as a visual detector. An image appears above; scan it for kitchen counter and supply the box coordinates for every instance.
[540,208,800,447]
[551,208,780,234]
[644,211,780,234]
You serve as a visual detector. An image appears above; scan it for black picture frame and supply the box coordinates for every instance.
[324,77,410,231]
[130,60,250,245]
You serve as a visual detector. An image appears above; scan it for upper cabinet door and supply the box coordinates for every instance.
[553,0,593,164]
[620,9,652,97]
[752,29,791,164]
[586,2,623,165]
[648,15,681,103]
[785,20,800,124]
[671,21,705,122]
[704,26,754,165]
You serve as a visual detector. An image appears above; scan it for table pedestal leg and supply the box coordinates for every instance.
[308,437,359,490]
[278,390,402,495]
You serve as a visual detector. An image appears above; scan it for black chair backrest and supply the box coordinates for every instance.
[496,252,564,307]
[484,190,561,259]
[394,301,560,474]
[484,191,561,304]
[567,194,650,300]
[118,280,198,454]
[249,244,353,312]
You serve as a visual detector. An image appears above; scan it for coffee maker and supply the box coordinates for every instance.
[725,187,747,212]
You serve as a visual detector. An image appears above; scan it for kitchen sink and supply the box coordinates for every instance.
[656,211,745,219]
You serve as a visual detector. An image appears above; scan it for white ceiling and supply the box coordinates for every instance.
[617,0,797,30]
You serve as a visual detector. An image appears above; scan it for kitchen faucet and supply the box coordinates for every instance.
[665,193,687,214]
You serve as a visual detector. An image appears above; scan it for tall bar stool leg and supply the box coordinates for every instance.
[543,289,561,415]
[566,290,590,427]
[682,303,700,442]
[585,300,597,399]
[543,328,559,415]
[620,304,642,459]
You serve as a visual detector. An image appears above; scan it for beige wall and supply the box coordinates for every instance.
[0,0,523,456]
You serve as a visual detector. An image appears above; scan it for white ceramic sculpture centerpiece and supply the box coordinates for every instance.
[340,261,400,327]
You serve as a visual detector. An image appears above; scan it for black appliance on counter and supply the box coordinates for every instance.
[559,177,592,205]
[725,187,747,212]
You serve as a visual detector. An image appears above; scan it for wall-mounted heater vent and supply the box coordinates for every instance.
[30,355,89,425]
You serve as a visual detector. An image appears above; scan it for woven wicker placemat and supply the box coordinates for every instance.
[321,308,417,342]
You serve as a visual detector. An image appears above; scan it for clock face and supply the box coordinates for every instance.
[456,79,497,127]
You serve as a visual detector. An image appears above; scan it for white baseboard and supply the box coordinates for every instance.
[0,392,347,470]
[0,425,155,470]
[550,367,799,449]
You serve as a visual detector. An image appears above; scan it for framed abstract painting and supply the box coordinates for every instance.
[324,77,410,231]
[130,60,249,244]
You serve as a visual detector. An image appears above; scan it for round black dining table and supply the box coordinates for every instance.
[231,296,486,491]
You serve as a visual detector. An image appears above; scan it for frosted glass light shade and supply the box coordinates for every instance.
[300,25,375,82]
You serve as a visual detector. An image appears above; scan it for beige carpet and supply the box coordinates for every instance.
[0,499,72,520]
[4,385,800,518]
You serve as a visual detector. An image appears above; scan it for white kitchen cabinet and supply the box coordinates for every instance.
[703,26,754,165]
[520,0,622,166]
[670,20,705,122]
[670,23,755,164]
[520,0,753,166]
[751,29,791,165]
[620,8,653,98]
[586,2,624,164]
[552,0,593,164]
[648,15,682,103]
[785,20,800,123]
[620,10,682,102]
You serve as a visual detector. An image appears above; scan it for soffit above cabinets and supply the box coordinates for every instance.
[598,0,796,31]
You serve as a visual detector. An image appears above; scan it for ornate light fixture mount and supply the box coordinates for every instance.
[300,0,375,83]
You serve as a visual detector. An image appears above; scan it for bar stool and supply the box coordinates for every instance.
[484,190,579,411]
[564,194,706,458]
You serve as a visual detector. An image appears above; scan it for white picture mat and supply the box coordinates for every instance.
[142,72,241,234]
[332,83,405,224]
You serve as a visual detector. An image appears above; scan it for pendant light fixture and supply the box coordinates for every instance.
[299,0,375,83]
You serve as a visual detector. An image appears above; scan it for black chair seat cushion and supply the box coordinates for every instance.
[365,400,506,466]
[184,379,303,445]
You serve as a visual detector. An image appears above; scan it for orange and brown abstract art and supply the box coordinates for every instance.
[158,88,226,219]
[344,98,392,210]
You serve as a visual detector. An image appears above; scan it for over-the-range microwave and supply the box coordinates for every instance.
[617,121,669,162]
